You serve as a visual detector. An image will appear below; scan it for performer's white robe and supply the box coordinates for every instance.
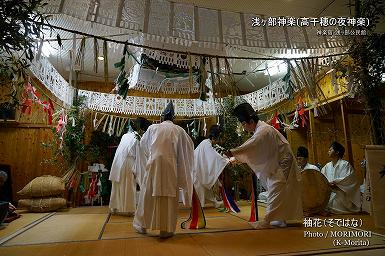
[321,159,361,213]
[109,132,139,214]
[134,121,194,233]
[231,121,303,222]
[194,139,229,207]
[301,163,320,172]
[133,141,147,189]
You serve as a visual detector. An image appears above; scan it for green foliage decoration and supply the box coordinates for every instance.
[87,130,121,170]
[61,97,87,165]
[349,0,385,145]
[0,0,48,106]
[43,96,87,185]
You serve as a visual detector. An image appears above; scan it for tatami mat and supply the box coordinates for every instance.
[0,211,50,239]
[230,204,267,221]
[190,228,385,256]
[103,206,252,239]
[102,213,251,239]
[1,227,384,256]
[56,206,109,215]
[0,203,384,256]
[4,213,109,245]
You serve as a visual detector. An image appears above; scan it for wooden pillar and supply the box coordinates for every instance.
[340,99,354,166]
[309,109,318,163]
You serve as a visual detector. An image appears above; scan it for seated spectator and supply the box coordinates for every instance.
[0,171,19,224]
[296,146,320,172]
[321,142,361,214]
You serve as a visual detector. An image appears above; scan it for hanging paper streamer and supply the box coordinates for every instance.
[69,33,76,87]
[208,57,216,95]
[55,112,66,133]
[249,174,259,222]
[107,116,114,136]
[69,172,80,190]
[203,118,207,136]
[115,44,131,99]
[20,78,42,114]
[291,97,308,128]
[117,118,128,136]
[181,187,206,229]
[75,37,86,71]
[198,57,208,101]
[93,112,98,129]
[188,53,193,95]
[219,186,240,213]
[271,111,280,130]
[269,112,289,132]
[41,99,55,125]
[87,173,98,200]
[127,119,134,133]
[55,109,67,150]
[20,78,55,124]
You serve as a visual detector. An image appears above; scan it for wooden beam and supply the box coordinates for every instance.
[340,99,354,167]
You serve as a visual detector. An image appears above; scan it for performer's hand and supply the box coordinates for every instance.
[229,157,239,165]
[9,203,16,212]
[224,150,233,158]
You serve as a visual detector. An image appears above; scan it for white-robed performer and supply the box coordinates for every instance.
[108,117,151,215]
[296,146,320,172]
[194,125,228,208]
[321,141,361,214]
[225,103,303,229]
[133,117,151,188]
[133,102,194,238]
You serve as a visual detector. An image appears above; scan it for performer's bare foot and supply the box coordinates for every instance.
[248,221,273,229]
[133,224,147,234]
[270,220,287,228]
[214,200,223,208]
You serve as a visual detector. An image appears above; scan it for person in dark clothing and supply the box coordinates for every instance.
[0,171,19,224]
